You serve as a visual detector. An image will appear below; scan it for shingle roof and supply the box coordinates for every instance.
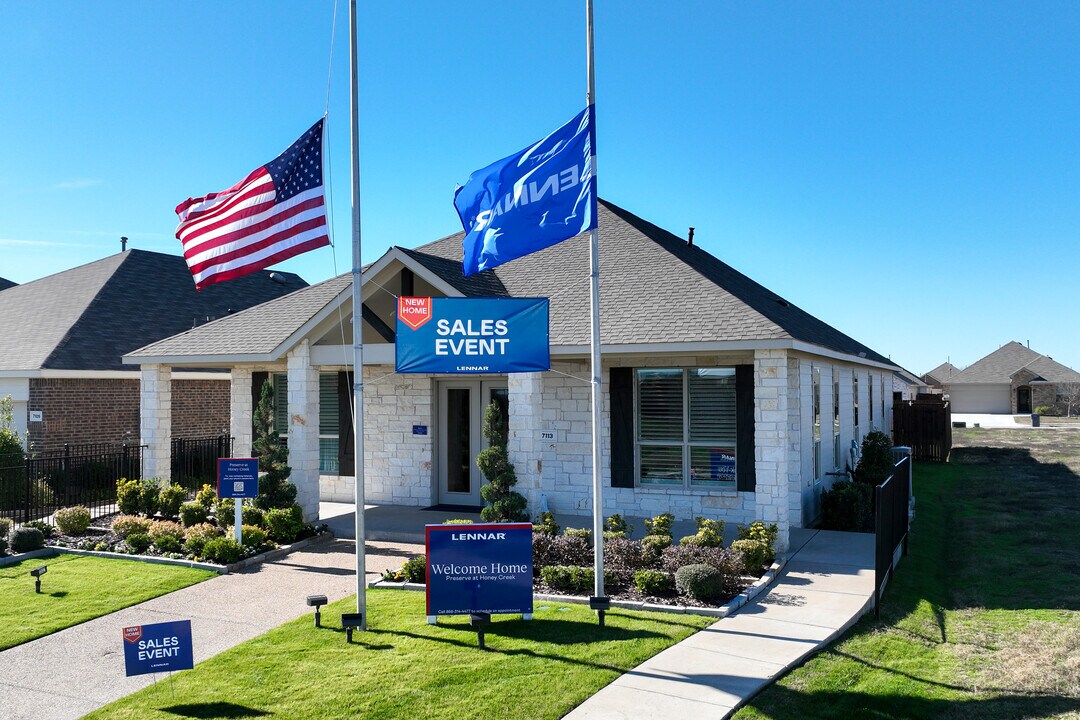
[924,362,960,384]
[128,199,897,366]
[947,341,1080,384]
[0,277,16,292]
[0,250,307,371]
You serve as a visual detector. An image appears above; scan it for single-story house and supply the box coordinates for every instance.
[125,200,900,551]
[0,249,306,449]
[892,368,930,400]
[943,341,1080,414]
[922,362,959,392]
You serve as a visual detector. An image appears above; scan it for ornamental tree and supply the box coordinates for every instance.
[477,400,528,522]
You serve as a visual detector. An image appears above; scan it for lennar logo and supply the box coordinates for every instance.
[398,296,432,330]
[123,626,143,643]
[450,532,506,541]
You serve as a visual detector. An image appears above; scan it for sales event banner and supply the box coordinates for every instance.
[396,297,550,374]
[122,620,194,677]
[425,522,533,617]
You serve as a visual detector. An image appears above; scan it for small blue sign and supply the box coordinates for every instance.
[217,458,259,499]
[426,523,533,617]
[412,425,428,436]
[396,297,550,375]
[122,620,194,677]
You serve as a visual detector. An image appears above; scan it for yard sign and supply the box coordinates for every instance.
[425,522,533,621]
[122,619,194,677]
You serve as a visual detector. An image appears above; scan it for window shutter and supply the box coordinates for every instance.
[251,371,269,434]
[735,364,756,492]
[338,371,354,477]
[273,374,289,435]
[609,367,634,488]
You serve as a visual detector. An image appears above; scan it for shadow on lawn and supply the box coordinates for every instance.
[160,701,269,718]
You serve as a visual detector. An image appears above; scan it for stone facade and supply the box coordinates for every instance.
[139,365,172,481]
[287,342,321,520]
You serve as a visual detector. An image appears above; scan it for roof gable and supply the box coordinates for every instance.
[0,277,16,292]
[924,362,960,384]
[948,341,1080,384]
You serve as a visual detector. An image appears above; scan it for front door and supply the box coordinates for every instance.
[436,380,508,507]
[1017,386,1031,414]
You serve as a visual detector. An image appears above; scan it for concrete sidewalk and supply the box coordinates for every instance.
[565,529,876,719]
[0,537,421,720]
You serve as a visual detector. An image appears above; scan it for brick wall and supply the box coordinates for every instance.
[27,377,229,452]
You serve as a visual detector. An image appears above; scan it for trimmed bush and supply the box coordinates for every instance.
[125,532,152,554]
[0,517,12,539]
[214,498,235,525]
[400,555,426,583]
[644,512,675,538]
[195,484,217,511]
[240,524,269,550]
[532,533,592,571]
[731,538,770,574]
[138,479,161,517]
[679,517,725,548]
[541,565,594,593]
[853,430,894,486]
[675,563,725,601]
[179,501,209,528]
[265,505,304,543]
[476,400,528,523]
[0,536,7,555]
[202,536,244,564]
[113,515,152,539]
[442,518,474,525]
[634,569,675,596]
[604,514,632,539]
[117,478,141,515]
[564,527,592,543]
[661,545,743,596]
[241,505,266,527]
[54,506,92,535]
[533,511,560,536]
[158,484,186,519]
[603,537,648,587]
[183,523,222,556]
[820,481,873,532]
[10,526,45,552]
[148,520,185,545]
[1034,405,1055,416]
[25,520,54,539]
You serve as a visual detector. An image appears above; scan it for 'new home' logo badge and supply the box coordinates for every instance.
[398,296,433,330]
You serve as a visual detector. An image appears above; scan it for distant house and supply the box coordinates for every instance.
[126,199,900,551]
[0,250,306,449]
[892,368,929,400]
[943,342,1080,414]
[922,362,959,391]
[0,277,16,292]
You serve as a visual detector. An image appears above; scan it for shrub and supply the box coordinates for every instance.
[532,533,592,570]
[195,484,217,511]
[534,511,560,536]
[731,538,771,573]
[158,484,186,519]
[125,532,152,554]
[112,514,152,539]
[252,380,298,511]
[476,401,528,522]
[54,506,91,535]
[400,555,426,583]
[680,517,725,548]
[116,478,141,515]
[853,430,894,486]
[564,527,592,544]
[183,523,222,556]
[662,544,743,594]
[10,526,45,552]
[442,518,474,525]
[541,565,594,593]
[821,481,873,532]
[644,512,675,538]
[179,501,209,528]
[239,524,269,550]
[139,479,161,517]
[148,520,184,545]
[603,537,648,587]
[736,521,779,563]
[675,564,725,601]
[241,505,266,528]
[265,505,304,543]
[214,498,236,525]
[25,519,54,538]
[634,569,675,595]
[202,536,244,564]
[0,536,7,555]
[605,514,633,538]
[1034,405,1055,416]
[0,517,12,539]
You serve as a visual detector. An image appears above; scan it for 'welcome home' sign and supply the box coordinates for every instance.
[425,523,533,621]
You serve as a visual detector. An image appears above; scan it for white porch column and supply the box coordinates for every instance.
[507,371,544,516]
[753,349,791,552]
[230,367,254,458]
[287,341,320,521]
[139,364,172,483]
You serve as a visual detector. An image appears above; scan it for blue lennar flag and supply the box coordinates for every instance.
[454,106,596,277]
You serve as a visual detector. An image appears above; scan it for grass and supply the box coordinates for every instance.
[0,553,215,650]
[734,428,1080,720]
[85,589,712,720]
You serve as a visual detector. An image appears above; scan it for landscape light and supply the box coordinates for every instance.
[306,595,328,628]
[589,596,611,628]
[469,612,491,650]
[30,565,47,593]
[340,613,363,643]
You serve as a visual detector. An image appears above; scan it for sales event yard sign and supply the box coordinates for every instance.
[396,297,549,374]
[122,620,194,677]
[425,522,533,620]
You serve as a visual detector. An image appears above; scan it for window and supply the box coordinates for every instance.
[833,376,841,470]
[813,367,821,481]
[636,368,736,488]
[869,375,875,424]
[319,373,340,474]
[853,374,860,428]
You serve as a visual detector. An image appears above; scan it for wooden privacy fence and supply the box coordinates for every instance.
[875,453,911,620]
[892,397,951,461]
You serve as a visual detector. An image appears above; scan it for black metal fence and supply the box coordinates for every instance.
[171,434,233,492]
[0,444,144,525]
[874,453,911,619]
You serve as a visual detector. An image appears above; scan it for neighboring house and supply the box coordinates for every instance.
[892,368,929,400]
[125,199,901,551]
[943,341,1080,414]
[0,277,16,292]
[922,362,959,391]
[0,249,306,450]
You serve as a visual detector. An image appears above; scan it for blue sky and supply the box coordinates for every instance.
[2,1,1078,375]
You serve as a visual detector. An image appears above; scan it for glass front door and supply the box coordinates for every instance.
[437,380,507,507]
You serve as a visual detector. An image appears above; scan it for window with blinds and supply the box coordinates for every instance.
[319,373,340,474]
[636,368,736,489]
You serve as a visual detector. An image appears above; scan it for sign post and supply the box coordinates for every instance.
[122,620,194,677]
[217,458,259,543]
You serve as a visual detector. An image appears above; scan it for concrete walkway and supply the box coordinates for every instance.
[565,529,876,719]
[0,537,421,720]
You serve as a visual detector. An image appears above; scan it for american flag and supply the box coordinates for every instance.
[175,119,330,290]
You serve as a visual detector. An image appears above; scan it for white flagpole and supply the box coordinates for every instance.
[586,0,605,602]
[349,0,367,628]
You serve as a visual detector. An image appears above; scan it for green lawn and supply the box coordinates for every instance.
[734,429,1080,720]
[0,553,215,650]
[85,589,712,720]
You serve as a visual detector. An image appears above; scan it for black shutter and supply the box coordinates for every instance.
[338,371,355,476]
[251,371,269,434]
[735,364,756,492]
[609,367,635,488]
